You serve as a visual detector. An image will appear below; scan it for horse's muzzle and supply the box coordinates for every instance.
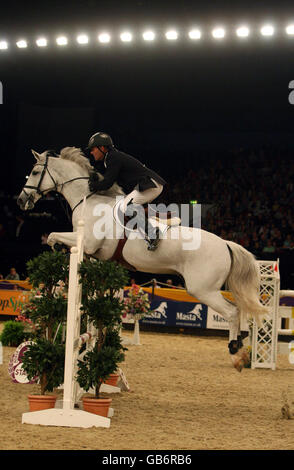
[17,193,34,211]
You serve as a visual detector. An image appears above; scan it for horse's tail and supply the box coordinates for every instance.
[225,240,268,325]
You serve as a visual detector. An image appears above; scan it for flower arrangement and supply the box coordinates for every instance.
[15,313,35,336]
[122,284,151,320]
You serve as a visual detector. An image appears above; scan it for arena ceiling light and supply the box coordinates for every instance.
[98,32,111,43]
[16,39,28,48]
[76,34,89,44]
[285,24,294,35]
[260,24,275,36]
[120,31,133,42]
[142,30,155,41]
[56,36,68,46]
[212,27,226,39]
[236,26,250,38]
[165,30,178,40]
[36,37,48,47]
[188,29,202,40]
[0,40,8,50]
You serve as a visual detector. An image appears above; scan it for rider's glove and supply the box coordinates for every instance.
[88,172,99,192]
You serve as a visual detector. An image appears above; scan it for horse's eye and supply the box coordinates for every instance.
[32,171,39,176]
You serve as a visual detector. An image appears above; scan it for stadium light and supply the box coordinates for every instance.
[4,22,294,53]
[212,27,226,39]
[36,37,48,47]
[56,36,68,46]
[142,30,155,41]
[260,24,275,36]
[98,32,111,43]
[188,29,202,40]
[0,40,8,50]
[236,26,250,38]
[16,39,28,48]
[285,24,294,35]
[120,31,133,42]
[165,30,178,40]
[77,34,89,44]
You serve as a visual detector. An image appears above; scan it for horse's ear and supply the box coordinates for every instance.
[31,149,41,161]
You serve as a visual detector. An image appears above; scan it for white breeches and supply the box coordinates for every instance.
[123,179,163,209]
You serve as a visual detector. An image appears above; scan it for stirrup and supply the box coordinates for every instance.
[147,228,160,251]
[147,240,160,251]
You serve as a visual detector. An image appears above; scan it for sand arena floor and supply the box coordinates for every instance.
[1,327,294,450]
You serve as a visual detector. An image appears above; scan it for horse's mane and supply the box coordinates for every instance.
[58,146,125,196]
[59,147,93,173]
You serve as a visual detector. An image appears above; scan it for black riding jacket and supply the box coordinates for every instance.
[92,148,166,194]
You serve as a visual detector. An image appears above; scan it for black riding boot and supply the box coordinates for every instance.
[127,201,161,251]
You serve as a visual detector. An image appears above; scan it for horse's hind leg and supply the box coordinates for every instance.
[188,289,249,372]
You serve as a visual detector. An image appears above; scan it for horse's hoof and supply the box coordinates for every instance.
[231,355,244,372]
[235,359,245,372]
[240,349,250,367]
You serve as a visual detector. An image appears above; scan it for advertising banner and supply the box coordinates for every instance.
[141,296,207,329]
[0,290,30,316]
[123,287,208,329]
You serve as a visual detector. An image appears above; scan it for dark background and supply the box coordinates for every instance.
[0,0,294,285]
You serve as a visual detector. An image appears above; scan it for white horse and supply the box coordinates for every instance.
[17,147,267,371]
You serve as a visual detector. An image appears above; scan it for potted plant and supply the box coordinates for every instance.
[20,251,69,411]
[122,283,151,345]
[0,319,30,347]
[76,259,129,417]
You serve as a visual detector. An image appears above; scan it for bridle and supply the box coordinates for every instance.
[23,154,59,197]
[22,153,92,215]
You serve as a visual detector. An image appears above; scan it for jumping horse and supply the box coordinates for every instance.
[17,147,267,371]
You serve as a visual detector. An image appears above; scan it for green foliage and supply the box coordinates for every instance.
[26,295,67,339]
[26,251,69,293]
[79,259,129,298]
[77,343,124,396]
[104,327,128,352]
[80,296,124,329]
[0,320,28,346]
[22,338,65,395]
[17,250,69,395]
[76,259,129,398]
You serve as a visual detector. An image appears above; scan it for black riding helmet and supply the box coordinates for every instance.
[86,132,114,150]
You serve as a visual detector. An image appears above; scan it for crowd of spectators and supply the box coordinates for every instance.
[0,146,293,284]
[164,146,294,259]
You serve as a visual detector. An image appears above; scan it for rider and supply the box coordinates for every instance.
[86,132,167,251]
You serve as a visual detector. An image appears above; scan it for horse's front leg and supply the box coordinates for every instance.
[48,231,102,257]
[47,231,78,250]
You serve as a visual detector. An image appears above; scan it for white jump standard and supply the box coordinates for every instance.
[251,260,294,370]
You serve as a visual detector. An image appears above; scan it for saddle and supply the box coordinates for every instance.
[147,206,181,226]
[110,200,181,271]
